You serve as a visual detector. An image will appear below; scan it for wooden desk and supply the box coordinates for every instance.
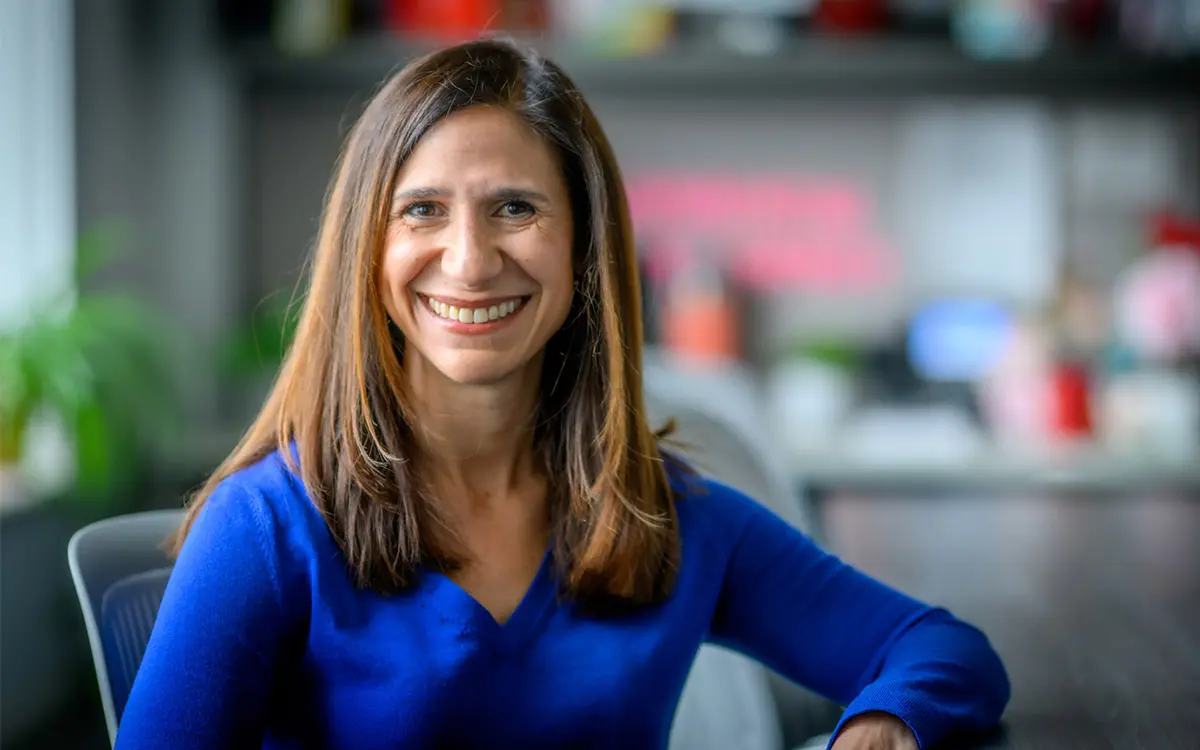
[793,446,1200,495]
[819,490,1200,750]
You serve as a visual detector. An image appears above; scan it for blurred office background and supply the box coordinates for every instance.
[2,1,1199,748]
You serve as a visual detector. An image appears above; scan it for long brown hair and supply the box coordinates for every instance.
[172,38,681,607]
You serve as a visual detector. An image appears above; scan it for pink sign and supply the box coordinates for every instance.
[626,172,898,292]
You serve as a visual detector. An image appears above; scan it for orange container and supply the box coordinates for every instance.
[661,293,740,363]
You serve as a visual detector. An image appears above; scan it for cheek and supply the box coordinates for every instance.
[378,238,425,324]
[530,223,575,302]
[538,267,576,337]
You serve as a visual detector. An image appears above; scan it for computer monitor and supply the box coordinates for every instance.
[907,299,1013,383]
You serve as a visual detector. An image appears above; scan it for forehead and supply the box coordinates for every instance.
[395,106,560,186]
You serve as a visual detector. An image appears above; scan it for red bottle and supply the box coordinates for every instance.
[386,0,545,39]
[814,0,889,35]
[386,0,499,40]
[1055,0,1109,41]
[1152,212,1200,259]
[1051,362,1094,439]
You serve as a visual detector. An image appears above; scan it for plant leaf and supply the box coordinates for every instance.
[73,399,115,497]
[69,294,181,439]
[74,221,135,285]
[220,292,302,377]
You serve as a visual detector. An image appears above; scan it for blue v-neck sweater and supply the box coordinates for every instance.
[116,451,1008,749]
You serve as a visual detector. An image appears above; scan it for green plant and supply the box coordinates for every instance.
[784,337,862,372]
[0,223,177,500]
[219,292,301,380]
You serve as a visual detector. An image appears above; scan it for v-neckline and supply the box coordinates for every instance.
[422,549,557,652]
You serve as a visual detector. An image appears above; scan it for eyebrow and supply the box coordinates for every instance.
[392,187,449,203]
[391,186,552,204]
[492,187,551,204]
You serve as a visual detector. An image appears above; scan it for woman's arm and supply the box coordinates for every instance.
[707,488,1010,749]
[115,482,299,749]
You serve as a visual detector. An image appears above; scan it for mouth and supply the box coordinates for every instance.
[416,293,531,332]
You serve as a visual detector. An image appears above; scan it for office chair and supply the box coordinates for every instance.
[67,509,183,746]
[643,358,840,750]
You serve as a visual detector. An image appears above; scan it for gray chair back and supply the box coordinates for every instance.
[641,350,814,533]
[643,357,840,749]
[651,402,809,532]
[67,509,183,746]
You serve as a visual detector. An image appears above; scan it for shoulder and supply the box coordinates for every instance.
[209,449,325,539]
[668,461,787,553]
[217,448,304,505]
[184,450,328,606]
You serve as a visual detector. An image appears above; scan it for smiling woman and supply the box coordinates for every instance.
[113,38,1010,750]
[171,38,673,607]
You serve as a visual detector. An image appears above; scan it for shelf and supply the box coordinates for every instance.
[235,34,1200,101]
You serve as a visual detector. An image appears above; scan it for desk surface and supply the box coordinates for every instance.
[794,446,1200,493]
[820,490,1200,750]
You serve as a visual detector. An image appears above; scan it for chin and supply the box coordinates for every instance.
[429,353,531,387]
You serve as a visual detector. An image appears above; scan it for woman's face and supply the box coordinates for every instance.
[381,106,575,388]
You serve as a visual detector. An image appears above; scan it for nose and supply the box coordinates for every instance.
[441,213,503,288]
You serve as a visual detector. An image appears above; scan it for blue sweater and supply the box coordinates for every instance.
[116,451,1008,749]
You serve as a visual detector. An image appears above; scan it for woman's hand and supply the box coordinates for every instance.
[830,712,919,750]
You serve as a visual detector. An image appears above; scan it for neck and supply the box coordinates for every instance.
[404,356,544,510]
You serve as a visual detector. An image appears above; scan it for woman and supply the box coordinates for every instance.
[117,39,1009,750]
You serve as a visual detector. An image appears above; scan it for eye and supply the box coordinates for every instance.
[496,200,536,220]
[401,202,443,220]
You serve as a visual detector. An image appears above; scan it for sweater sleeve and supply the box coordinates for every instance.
[707,489,1010,749]
[115,481,300,749]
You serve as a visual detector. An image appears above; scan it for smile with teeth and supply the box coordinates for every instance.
[422,295,526,324]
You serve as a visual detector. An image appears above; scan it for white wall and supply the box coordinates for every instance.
[0,0,76,506]
[0,3,80,745]
[0,0,75,330]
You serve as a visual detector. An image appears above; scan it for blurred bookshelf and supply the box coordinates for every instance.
[233,34,1200,100]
